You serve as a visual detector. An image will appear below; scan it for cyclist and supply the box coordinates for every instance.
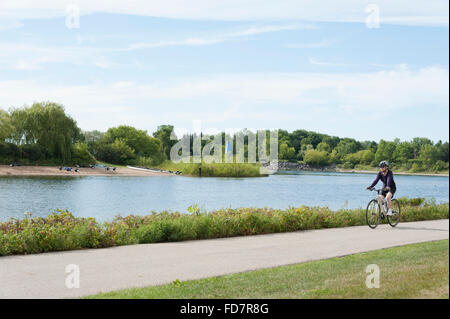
[366,161,397,216]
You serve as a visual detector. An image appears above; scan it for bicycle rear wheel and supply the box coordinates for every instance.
[366,199,381,229]
[387,199,401,227]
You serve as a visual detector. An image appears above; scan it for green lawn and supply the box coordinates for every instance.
[88,240,449,299]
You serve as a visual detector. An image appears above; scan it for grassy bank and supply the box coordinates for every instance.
[88,240,449,299]
[156,160,266,177]
[0,198,447,256]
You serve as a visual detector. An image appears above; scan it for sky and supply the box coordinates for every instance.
[0,0,448,142]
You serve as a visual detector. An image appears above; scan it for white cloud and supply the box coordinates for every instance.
[0,42,116,70]
[124,23,314,50]
[125,37,224,50]
[0,19,23,30]
[0,66,447,133]
[286,38,335,48]
[308,57,350,67]
[226,24,316,36]
[0,0,448,26]
[0,23,313,69]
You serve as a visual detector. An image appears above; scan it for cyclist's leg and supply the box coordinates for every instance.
[378,194,385,206]
[386,192,393,210]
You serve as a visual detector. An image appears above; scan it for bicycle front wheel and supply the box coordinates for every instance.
[366,199,381,229]
[387,199,401,227]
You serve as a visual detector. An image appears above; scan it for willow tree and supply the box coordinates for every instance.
[0,109,14,141]
[9,102,81,162]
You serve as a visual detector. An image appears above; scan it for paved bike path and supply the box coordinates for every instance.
[0,219,448,298]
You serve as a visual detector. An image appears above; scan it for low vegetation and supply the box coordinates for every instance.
[88,240,449,299]
[0,199,447,256]
[156,161,265,177]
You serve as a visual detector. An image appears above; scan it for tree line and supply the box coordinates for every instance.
[277,129,448,172]
[0,102,448,172]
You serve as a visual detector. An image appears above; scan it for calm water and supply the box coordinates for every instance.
[0,171,448,221]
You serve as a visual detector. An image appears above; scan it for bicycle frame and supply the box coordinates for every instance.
[369,188,389,216]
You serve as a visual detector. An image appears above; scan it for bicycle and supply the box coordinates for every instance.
[365,188,401,229]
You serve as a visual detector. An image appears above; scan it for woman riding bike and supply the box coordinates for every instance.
[366,161,397,216]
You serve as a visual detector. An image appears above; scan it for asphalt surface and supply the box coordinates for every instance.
[0,219,448,298]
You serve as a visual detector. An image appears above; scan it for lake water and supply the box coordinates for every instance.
[0,171,448,221]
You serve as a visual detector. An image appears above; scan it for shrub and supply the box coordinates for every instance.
[0,142,20,159]
[432,160,448,173]
[342,161,354,169]
[70,142,96,166]
[19,144,45,161]
[0,201,447,256]
[397,197,426,207]
[409,162,424,173]
[95,139,135,165]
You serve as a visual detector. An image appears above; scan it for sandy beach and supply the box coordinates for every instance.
[0,165,171,177]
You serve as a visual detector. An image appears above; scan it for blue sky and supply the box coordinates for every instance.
[0,1,448,142]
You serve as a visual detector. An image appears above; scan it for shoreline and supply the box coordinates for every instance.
[336,168,449,177]
[0,165,172,177]
[1,164,448,178]
[268,162,449,177]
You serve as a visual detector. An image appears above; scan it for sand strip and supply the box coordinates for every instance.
[0,165,171,177]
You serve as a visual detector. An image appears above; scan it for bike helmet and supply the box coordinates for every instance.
[379,161,389,168]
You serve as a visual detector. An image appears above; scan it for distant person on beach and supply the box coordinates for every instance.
[366,161,397,216]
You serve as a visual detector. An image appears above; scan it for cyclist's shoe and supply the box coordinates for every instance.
[386,209,393,216]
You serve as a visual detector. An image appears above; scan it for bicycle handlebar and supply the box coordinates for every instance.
[368,187,389,194]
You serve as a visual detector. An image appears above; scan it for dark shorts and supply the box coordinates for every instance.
[381,187,396,197]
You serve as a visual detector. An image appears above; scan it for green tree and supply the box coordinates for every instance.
[411,137,432,158]
[393,142,414,164]
[316,142,331,153]
[329,149,340,163]
[322,136,340,150]
[418,144,439,168]
[374,140,397,163]
[303,149,329,166]
[153,125,177,160]
[0,109,14,141]
[82,130,104,154]
[435,141,449,163]
[72,142,96,166]
[360,149,375,164]
[9,102,81,162]
[104,125,161,158]
[96,139,136,165]
[335,138,360,160]
[279,143,296,161]
[289,129,308,152]
[345,149,374,166]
